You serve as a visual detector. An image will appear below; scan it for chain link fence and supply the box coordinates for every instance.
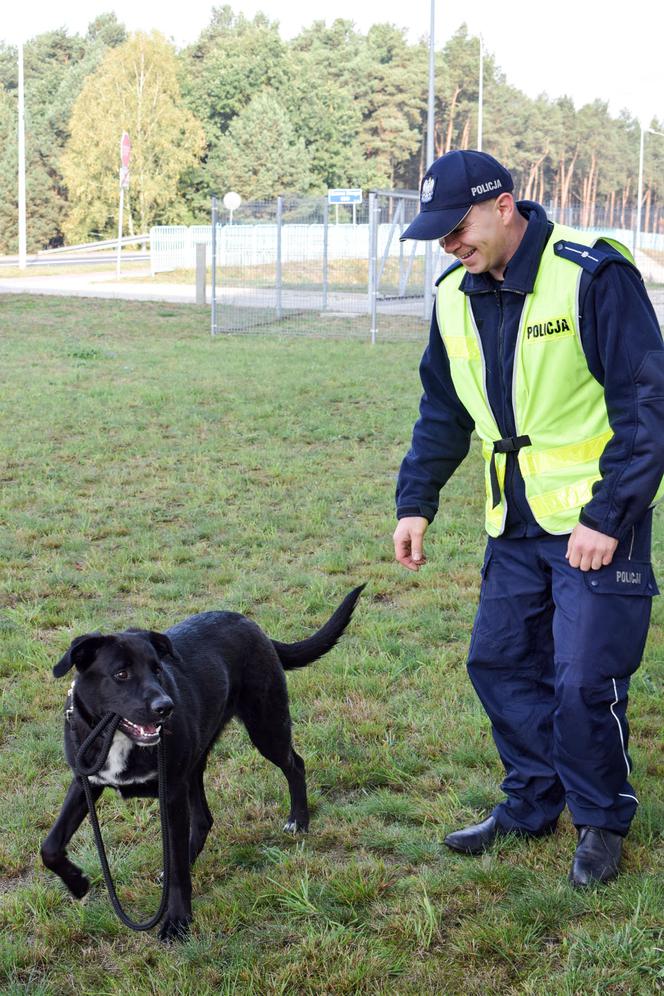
[209,195,369,334]
[205,193,453,340]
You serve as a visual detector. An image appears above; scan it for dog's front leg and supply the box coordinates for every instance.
[41,777,102,898]
[159,794,193,943]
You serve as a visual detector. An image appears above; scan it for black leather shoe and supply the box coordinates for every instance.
[443,815,505,855]
[569,827,623,887]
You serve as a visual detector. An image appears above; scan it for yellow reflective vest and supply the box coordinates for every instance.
[436,223,664,536]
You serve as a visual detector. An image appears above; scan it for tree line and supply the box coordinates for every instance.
[0,6,662,253]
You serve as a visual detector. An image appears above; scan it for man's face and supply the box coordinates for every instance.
[438,200,507,276]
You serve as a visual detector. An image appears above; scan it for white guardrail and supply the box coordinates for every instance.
[37,234,149,256]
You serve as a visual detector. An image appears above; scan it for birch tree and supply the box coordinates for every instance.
[61,32,204,241]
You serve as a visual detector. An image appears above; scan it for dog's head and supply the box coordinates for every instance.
[54,630,175,746]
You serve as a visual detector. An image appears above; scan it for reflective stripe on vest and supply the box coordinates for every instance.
[436,223,663,536]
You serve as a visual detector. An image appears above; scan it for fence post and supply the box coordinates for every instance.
[276,196,283,321]
[368,192,379,344]
[195,242,206,305]
[150,226,156,276]
[210,195,217,336]
[423,240,433,321]
[322,198,329,311]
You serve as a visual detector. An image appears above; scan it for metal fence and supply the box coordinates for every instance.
[204,193,452,339]
[148,194,664,340]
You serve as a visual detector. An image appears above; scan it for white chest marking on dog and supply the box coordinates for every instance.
[88,729,156,787]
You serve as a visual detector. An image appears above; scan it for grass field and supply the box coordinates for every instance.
[0,295,662,995]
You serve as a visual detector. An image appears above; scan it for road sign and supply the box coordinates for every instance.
[119,166,130,189]
[223,190,242,225]
[327,188,362,205]
[120,132,131,168]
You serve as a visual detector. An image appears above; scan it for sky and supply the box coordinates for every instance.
[4,0,663,126]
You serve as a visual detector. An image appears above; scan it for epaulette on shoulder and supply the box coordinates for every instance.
[435,259,463,286]
[553,239,630,275]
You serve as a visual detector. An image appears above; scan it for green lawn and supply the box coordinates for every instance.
[0,295,662,995]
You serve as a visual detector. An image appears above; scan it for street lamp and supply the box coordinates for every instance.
[634,123,664,254]
[424,0,436,320]
[17,42,26,269]
[478,35,484,152]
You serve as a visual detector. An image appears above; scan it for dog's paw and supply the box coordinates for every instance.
[283,819,309,834]
[158,915,192,944]
[67,870,90,900]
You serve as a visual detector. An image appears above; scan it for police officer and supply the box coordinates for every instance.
[394,149,664,885]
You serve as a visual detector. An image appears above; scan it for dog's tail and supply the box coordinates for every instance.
[271,584,365,670]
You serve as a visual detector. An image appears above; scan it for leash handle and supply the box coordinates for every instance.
[74,713,122,776]
[71,712,171,931]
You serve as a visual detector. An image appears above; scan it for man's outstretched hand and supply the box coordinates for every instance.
[393,516,429,571]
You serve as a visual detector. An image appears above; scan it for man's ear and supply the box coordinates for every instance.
[496,191,515,223]
[53,633,106,678]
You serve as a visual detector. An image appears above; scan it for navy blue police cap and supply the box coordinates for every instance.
[400,149,514,241]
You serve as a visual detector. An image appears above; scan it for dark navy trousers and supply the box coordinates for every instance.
[467,515,657,836]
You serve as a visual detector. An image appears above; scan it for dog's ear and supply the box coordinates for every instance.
[53,632,106,678]
[146,631,175,661]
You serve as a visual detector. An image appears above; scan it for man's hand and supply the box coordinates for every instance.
[566,523,618,571]
[393,516,429,571]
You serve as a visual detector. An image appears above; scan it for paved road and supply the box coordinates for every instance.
[0,270,198,304]
[0,269,417,314]
[1,267,663,324]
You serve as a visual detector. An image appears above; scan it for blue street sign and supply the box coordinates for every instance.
[327,188,363,205]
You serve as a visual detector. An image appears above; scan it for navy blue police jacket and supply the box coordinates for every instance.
[396,201,664,540]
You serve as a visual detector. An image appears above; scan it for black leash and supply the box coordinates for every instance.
[73,711,171,931]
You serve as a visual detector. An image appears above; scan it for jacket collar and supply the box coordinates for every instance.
[459,200,553,295]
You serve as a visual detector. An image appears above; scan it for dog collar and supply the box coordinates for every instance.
[65,679,76,725]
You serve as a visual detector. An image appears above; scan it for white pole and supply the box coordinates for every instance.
[426,0,435,166]
[478,35,484,151]
[116,184,124,279]
[634,123,645,255]
[211,195,217,336]
[424,0,435,321]
[369,192,378,344]
[17,42,27,269]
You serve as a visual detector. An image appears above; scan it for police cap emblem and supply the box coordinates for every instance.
[421,176,436,204]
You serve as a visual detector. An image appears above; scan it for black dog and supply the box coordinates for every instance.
[41,586,363,942]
